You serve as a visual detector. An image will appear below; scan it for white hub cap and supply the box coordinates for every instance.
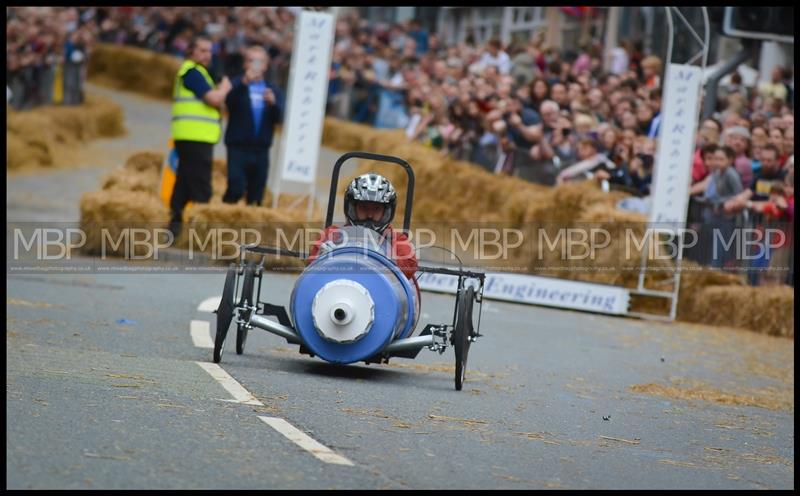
[312,280,374,343]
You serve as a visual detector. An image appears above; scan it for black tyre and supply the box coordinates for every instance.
[236,263,256,355]
[454,285,475,391]
[214,263,237,363]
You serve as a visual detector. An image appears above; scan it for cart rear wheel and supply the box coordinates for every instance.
[454,286,475,391]
[236,263,256,355]
[214,263,237,363]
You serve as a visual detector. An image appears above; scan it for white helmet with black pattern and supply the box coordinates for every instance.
[344,172,397,234]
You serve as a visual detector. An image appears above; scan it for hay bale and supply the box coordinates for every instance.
[322,117,367,151]
[92,96,127,137]
[87,43,180,100]
[6,130,52,169]
[79,189,170,257]
[208,158,229,202]
[101,167,161,195]
[124,151,164,174]
[178,202,311,269]
[682,285,794,337]
[7,95,126,171]
[212,157,227,177]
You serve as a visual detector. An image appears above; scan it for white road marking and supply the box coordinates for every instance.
[483,303,500,314]
[193,297,353,467]
[194,362,264,406]
[190,320,213,349]
[198,296,222,313]
[258,416,355,466]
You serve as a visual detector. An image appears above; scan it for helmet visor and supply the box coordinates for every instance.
[345,199,394,233]
[354,201,386,222]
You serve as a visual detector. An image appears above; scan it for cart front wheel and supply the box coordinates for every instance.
[454,285,475,391]
[214,263,237,363]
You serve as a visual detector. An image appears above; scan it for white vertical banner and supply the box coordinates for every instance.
[649,63,702,228]
[276,10,335,186]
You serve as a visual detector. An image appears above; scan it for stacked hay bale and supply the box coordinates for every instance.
[80,152,169,257]
[87,43,180,100]
[7,95,126,170]
[680,285,794,338]
[175,203,310,271]
[100,151,163,194]
[80,151,319,267]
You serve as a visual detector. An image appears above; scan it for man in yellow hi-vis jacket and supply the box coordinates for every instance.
[169,35,232,237]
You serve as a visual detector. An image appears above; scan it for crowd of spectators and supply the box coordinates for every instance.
[7,8,795,207]
[86,6,300,87]
[7,7,95,109]
[6,6,794,282]
[6,6,302,110]
[322,11,793,215]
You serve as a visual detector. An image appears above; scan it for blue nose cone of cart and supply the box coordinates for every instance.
[290,230,417,364]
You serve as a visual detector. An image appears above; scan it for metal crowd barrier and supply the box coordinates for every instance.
[684,196,794,286]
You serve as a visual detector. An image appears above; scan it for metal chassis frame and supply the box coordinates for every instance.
[232,244,486,361]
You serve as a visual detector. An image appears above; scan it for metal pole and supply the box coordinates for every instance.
[701,40,755,120]
[639,8,674,294]
[642,7,654,55]
[603,7,621,73]
[250,314,302,344]
[501,7,512,46]
[670,7,710,321]
[701,6,710,69]
[665,7,674,68]
[383,335,435,355]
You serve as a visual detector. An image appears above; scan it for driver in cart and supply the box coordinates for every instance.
[308,172,420,289]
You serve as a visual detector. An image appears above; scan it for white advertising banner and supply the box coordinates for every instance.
[278,11,335,184]
[417,271,630,315]
[649,63,703,227]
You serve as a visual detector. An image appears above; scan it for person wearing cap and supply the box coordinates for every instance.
[723,125,754,189]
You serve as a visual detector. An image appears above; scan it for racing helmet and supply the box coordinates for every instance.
[344,173,397,234]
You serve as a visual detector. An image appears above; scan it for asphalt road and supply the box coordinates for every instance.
[6,86,794,489]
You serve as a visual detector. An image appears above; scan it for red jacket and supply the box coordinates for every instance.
[308,225,419,280]
[692,147,709,183]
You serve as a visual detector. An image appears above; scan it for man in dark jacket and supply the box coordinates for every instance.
[223,45,284,206]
